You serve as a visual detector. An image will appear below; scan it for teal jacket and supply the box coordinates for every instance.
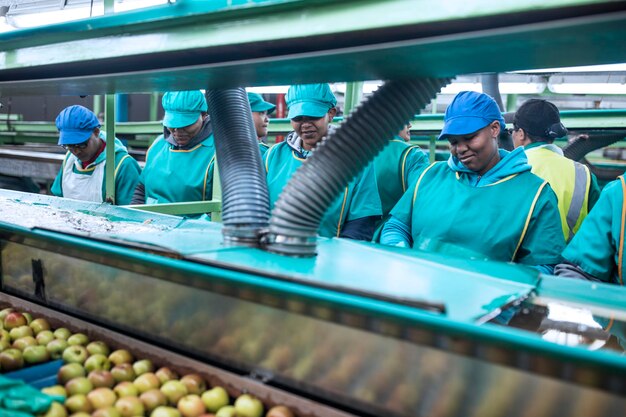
[382,148,565,273]
[51,135,141,205]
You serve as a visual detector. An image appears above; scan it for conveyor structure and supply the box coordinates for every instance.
[1,1,626,416]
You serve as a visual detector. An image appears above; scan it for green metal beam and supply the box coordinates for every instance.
[0,1,625,95]
[105,95,115,203]
[127,200,222,215]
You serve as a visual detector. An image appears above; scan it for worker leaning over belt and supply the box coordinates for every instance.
[51,105,141,205]
[381,91,565,274]
[555,175,626,285]
[131,90,215,206]
[264,83,382,241]
[247,92,276,158]
[512,99,600,241]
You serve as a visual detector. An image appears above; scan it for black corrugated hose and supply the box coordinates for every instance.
[563,132,626,161]
[205,88,270,246]
[263,78,451,257]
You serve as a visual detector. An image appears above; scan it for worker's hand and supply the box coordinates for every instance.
[0,376,64,417]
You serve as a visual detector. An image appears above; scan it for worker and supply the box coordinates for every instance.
[381,91,565,274]
[247,92,275,158]
[398,123,412,142]
[555,176,626,284]
[51,105,141,205]
[131,90,216,207]
[512,99,600,241]
[264,83,382,241]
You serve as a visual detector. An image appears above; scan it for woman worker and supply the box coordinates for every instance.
[381,91,565,274]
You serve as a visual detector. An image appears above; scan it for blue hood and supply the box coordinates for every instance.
[447,147,531,186]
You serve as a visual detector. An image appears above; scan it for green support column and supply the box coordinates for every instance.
[506,94,518,112]
[429,98,437,162]
[104,0,114,14]
[211,160,222,222]
[343,82,363,115]
[93,96,102,119]
[105,95,116,203]
[149,92,160,122]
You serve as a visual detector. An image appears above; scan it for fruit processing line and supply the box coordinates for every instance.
[2,0,626,416]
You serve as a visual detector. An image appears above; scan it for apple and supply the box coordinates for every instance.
[42,385,67,398]
[109,349,133,366]
[178,394,205,417]
[113,382,139,398]
[86,341,110,356]
[0,308,14,322]
[67,333,89,346]
[47,339,69,359]
[42,401,68,417]
[134,372,161,394]
[92,406,122,417]
[62,345,88,364]
[160,380,188,405]
[0,348,24,371]
[65,394,93,414]
[151,406,182,417]
[30,318,51,334]
[65,376,93,396]
[36,330,55,346]
[68,413,90,417]
[87,387,117,409]
[140,389,168,413]
[180,374,206,395]
[233,394,263,417]
[22,312,33,324]
[156,367,179,384]
[85,353,111,372]
[111,363,136,382]
[12,335,37,351]
[266,405,295,417]
[10,325,33,340]
[4,312,27,330]
[58,363,86,384]
[54,328,71,340]
[215,406,236,417]
[23,344,50,364]
[89,370,116,388]
[200,387,229,412]
[115,396,145,417]
[132,359,154,376]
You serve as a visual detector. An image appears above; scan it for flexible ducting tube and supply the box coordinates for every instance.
[205,88,270,246]
[263,78,451,257]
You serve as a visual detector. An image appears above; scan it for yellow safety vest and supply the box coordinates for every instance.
[525,144,590,241]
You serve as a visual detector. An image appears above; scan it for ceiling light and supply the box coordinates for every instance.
[514,63,626,74]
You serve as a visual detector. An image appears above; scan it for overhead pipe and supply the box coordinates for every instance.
[263,78,451,257]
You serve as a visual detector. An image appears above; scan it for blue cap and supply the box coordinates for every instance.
[247,92,276,113]
[55,105,100,145]
[438,91,506,140]
[162,90,208,129]
[286,84,337,119]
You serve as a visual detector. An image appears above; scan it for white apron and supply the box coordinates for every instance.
[61,154,105,202]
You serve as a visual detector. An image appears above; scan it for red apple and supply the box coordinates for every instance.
[233,394,263,417]
[200,387,229,412]
[266,405,295,417]
[4,312,27,330]
[178,394,205,417]
[89,370,116,389]
[0,308,14,322]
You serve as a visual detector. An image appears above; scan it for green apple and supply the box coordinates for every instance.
[0,348,24,371]
[132,359,154,376]
[85,353,111,372]
[87,387,117,409]
[215,405,236,417]
[0,308,15,322]
[92,406,122,417]
[23,344,50,364]
[47,339,69,360]
[200,387,229,412]
[156,367,179,384]
[41,385,67,398]
[108,349,133,366]
[62,345,88,364]
[10,325,33,340]
[12,335,37,351]
[180,374,206,395]
[58,362,86,384]
[3,311,27,330]
[151,406,182,417]
[233,394,263,417]
[115,396,145,417]
[88,370,116,388]
[134,372,161,394]
[68,413,90,417]
[67,333,89,346]
[65,376,93,396]
[30,317,51,334]
[86,341,110,356]
[22,312,33,324]
[177,394,205,417]
[65,394,93,414]
[41,401,68,417]
[54,328,72,340]
[160,380,188,405]
[266,405,295,417]
[113,381,139,398]
[36,330,55,346]
[140,388,168,413]
[111,363,136,382]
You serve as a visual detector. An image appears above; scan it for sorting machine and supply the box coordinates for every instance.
[2,1,626,416]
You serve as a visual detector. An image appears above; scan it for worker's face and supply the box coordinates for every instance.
[291,108,337,151]
[398,123,411,142]
[66,128,102,163]
[252,111,269,139]
[448,121,500,176]
[166,115,203,147]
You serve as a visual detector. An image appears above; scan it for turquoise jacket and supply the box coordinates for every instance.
[264,134,382,239]
[382,148,565,273]
[259,142,270,159]
[51,134,141,205]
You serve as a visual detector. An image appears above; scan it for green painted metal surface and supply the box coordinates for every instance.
[127,200,221,216]
[0,1,625,95]
[105,95,115,203]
